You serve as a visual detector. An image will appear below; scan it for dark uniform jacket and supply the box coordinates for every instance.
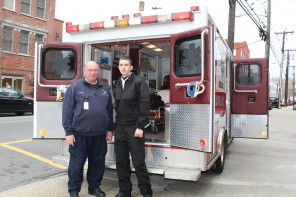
[62,78,113,136]
[114,73,150,130]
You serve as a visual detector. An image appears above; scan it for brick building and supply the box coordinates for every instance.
[0,0,63,97]
[225,40,250,59]
[232,41,250,59]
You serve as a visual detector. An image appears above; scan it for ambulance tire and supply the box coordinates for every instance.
[212,136,225,174]
[152,125,159,134]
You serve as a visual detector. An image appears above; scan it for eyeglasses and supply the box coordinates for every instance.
[86,69,100,73]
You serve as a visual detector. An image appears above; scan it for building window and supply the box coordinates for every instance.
[21,0,31,15]
[35,34,44,42]
[36,0,46,19]
[2,26,13,52]
[19,30,30,54]
[4,0,15,10]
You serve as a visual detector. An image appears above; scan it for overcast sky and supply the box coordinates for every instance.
[55,0,296,79]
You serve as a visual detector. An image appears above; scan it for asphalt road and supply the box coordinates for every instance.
[0,107,295,197]
[0,113,66,192]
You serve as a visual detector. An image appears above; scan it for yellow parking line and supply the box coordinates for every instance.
[3,139,33,145]
[0,140,67,170]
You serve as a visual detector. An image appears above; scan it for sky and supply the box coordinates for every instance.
[55,0,296,80]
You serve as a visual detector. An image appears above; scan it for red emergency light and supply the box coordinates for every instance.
[133,13,141,17]
[66,22,79,33]
[111,16,118,20]
[191,6,200,11]
[141,15,157,24]
[172,11,194,21]
[122,14,129,18]
[199,139,206,147]
[90,22,104,30]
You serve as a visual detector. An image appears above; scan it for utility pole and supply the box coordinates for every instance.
[284,49,296,107]
[227,0,236,53]
[275,31,294,108]
[293,67,296,110]
[288,65,296,110]
[265,0,271,59]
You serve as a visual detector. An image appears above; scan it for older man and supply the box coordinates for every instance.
[62,61,113,197]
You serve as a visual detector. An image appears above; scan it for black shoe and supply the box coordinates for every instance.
[114,193,132,197]
[89,188,106,197]
[70,194,79,197]
[143,195,152,197]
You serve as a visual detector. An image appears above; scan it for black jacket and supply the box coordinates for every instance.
[114,73,150,130]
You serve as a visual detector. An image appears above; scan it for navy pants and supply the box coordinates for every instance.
[115,124,152,196]
[68,134,107,194]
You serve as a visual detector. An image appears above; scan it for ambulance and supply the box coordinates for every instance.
[33,4,269,181]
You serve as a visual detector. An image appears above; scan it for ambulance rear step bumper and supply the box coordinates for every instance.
[164,168,201,181]
[53,156,201,182]
[106,163,201,181]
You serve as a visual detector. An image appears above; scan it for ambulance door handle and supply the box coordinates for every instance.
[175,28,208,89]
[175,83,189,88]
[233,63,258,94]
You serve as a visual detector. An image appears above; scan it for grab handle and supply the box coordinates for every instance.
[175,28,208,89]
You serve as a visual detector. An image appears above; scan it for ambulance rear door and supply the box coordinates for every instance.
[34,43,83,139]
[169,26,214,152]
[230,58,269,139]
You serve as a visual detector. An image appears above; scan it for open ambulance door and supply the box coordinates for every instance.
[33,43,83,139]
[169,27,214,152]
[230,58,269,139]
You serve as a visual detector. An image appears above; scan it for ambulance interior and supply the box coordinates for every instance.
[90,41,171,143]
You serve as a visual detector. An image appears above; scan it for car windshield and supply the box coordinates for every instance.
[0,88,21,97]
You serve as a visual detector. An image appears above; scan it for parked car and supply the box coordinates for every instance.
[0,87,33,115]
[269,96,278,109]
[287,99,293,106]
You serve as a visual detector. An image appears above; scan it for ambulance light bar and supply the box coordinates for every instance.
[141,15,157,24]
[66,22,78,32]
[66,9,197,33]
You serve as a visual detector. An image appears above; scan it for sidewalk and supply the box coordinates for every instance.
[0,172,122,197]
[0,169,182,197]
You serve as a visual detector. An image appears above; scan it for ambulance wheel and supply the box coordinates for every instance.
[152,126,159,134]
[212,136,225,173]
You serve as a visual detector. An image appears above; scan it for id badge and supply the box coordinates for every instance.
[83,101,89,110]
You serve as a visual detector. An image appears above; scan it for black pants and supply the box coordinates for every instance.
[115,124,152,196]
[68,134,107,194]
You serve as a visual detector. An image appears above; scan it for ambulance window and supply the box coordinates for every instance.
[237,63,261,85]
[174,35,201,77]
[41,48,77,80]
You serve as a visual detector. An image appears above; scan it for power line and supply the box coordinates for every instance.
[236,0,267,41]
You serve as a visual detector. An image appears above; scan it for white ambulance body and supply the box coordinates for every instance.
[34,5,269,181]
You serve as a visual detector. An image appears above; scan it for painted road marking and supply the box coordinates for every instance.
[0,139,67,170]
